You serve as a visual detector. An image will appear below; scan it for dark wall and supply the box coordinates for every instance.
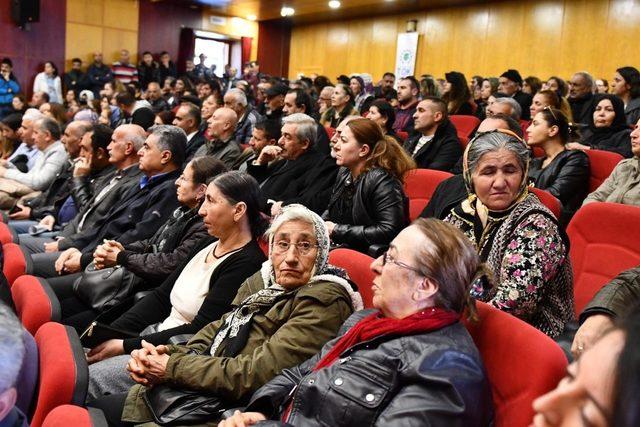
[138,0,202,63]
[258,19,291,78]
[0,0,66,98]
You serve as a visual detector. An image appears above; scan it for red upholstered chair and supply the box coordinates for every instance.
[530,187,561,220]
[0,221,16,244]
[42,405,107,427]
[458,135,469,150]
[31,322,88,427]
[520,120,530,141]
[326,127,336,140]
[584,149,623,192]
[567,202,640,316]
[328,248,375,308]
[463,301,567,427]
[403,168,453,221]
[449,115,480,139]
[3,242,28,285]
[532,146,545,158]
[396,131,409,142]
[12,275,61,335]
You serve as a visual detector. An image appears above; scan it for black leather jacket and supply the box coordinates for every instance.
[528,149,590,227]
[322,167,407,253]
[246,309,494,427]
[580,266,640,323]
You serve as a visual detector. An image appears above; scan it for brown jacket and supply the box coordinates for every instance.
[122,271,355,423]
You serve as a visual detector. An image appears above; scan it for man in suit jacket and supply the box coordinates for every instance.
[247,113,338,215]
[31,125,185,278]
[173,102,205,162]
[403,97,462,172]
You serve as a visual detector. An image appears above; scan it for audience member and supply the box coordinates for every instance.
[154,110,174,125]
[158,51,177,83]
[39,102,68,126]
[403,96,462,171]
[544,75,569,98]
[499,69,533,120]
[320,83,358,128]
[374,71,396,101]
[443,130,574,337]
[487,95,522,121]
[63,57,87,95]
[476,77,498,119]
[283,88,330,154]
[6,109,44,172]
[419,74,440,99]
[89,204,361,426]
[222,218,493,427]
[523,75,542,95]
[526,107,590,226]
[11,94,26,115]
[529,89,574,124]
[0,58,20,119]
[224,88,262,145]
[263,83,287,123]
[250,113,338,215]
[29,91,49,109]
[87,52,114,97]
[443,71,474,115]
[112,49,138,84]
[33,61,63,104]
[0,113,22,160]
[0,117,67,209]
[173,102,204,161]
[323,118,414,252]
[197,107,242,168]
[367,99,403,144]
[568,94,633,157]
[350,75,373,113]
[595,78,609,94]
[238,119,280,172]
[582,117,639,205]
[393,76,420,133]
[612,66,640,125]
[137,51,159,91]
[0,302,27,427]
[144,82,167,114]
[317,85,334,115]
[568,71,596,126]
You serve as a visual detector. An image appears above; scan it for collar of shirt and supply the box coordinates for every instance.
[186,130,198,142]
[139,171,169,189]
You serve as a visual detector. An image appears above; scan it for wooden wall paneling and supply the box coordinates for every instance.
[602,0,640,78]
[65,23,104,65]
[345,19,372,76]
[103,28,139,64]
[67,0,104,25]
[103,0,139,32]
[369,18,398,81]
[324,24,349,79]
[521,1,564,79]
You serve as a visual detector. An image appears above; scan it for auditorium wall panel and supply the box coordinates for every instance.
[288,0,640,82]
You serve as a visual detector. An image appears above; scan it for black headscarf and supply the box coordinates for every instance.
[586,94,629,136]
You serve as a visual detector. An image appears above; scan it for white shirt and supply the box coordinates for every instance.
[413,135,434,156]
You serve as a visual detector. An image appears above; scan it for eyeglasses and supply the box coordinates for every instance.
[273,240,318,255]
[543,106,558,121]
[382,251,423,274]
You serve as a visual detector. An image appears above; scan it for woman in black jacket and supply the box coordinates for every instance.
[526,107,590,227]
[323,118,414,253]
[568,94,633,158]
[84,171,267,400]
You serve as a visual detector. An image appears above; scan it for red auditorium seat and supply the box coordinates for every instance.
[0,221,16,244]
[567,202,640,316]
[458,135,469,150]
[463,301,567,427]
[12,275,61,335]
[403,168,453,221]
[42,405,107,427]
[520,120,530,141]
[396,130,409,142]
[3,242,28,285]
[449,115,480,140]
[326,127,336,139]
[32,322,88,427]
[529,187,561,220]
[584,149,623,192]
[328,248,375,308]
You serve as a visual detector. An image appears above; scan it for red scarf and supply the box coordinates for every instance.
[313,307,460,371]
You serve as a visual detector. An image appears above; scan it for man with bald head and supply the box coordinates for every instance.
[196,106,242,169]
[568,71,596,126]
[146,82,168,114]
[6,108,44,171]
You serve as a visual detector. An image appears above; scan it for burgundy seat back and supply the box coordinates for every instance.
[403,168,453,221]
[42,405,107,427]
[449,115,480,139]
[328,248,375,308]
[3,243,27,285]
[584,149,623,192]
[530,188,561,220]
[462,302,567,427]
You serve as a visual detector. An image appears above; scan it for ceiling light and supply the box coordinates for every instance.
[328,0,341,8]
[280,6,295,17]
[247,14,257,21]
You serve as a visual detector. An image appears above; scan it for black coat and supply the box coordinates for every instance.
[117,206,209,283]
[569,94,595,127]
[582,127,633,158]
[186,129,206,162]
[245,309,493,427]
[248,149,338,214]
[528,149,590,227]
[513,90,533,120]
[111,238,266,353]
[322,168,407,252]
[403,120,462,172]
[67,165,116,215]
[25,160,74,221]
[420,174,467,220]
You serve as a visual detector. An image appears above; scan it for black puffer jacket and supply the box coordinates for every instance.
[115,206,208,283]
[528,149,590,227]
[245,309,493,427]
[322,167,407,253]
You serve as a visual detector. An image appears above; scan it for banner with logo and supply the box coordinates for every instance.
[394,32,419,80]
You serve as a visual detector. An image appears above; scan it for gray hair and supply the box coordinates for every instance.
[467,131,530,178]
[149,124,187,167]
[574,71,595,93]
[282,113,317,147]
[0,302,25,393]
[120,124,146,151]
[494,97,522,121]
[36,116,61,140]
[23,108,45,122]
[226,88,247,107]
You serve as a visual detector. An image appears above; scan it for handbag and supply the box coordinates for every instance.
[143,384,227,425]
[73,262,140,311]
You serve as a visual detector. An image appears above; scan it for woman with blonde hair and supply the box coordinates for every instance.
[323,118,415,252]
[529,89,574,124]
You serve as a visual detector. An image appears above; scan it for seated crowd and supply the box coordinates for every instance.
[0,49,639,426]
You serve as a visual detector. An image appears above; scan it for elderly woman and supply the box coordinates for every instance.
[583,118,640,206]
[526,108,590,226]
[320,83,359,128]
[323,118,414,253]
[220,218,493,427]
[90,204,362,426]
[568,94,633,158]
[443,130,574,338]
[84,171,267,400]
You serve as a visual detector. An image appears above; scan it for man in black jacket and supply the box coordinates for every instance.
[173,102,205,162]
[247,113,338,215]
[568,71,596,127]
[283,88,331,155]
[32,125,185,278]
[499,69,533,120]
[403,96,462,172]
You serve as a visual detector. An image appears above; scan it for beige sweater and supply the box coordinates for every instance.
[583,157,640,206]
